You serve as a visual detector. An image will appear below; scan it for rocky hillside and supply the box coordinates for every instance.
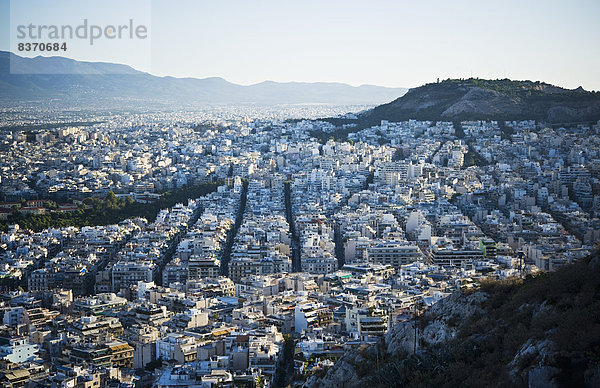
[309,251,600,388]
[355,78,600,126]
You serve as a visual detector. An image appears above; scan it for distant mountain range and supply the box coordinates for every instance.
[0,52,407,105]
[355,78,600,125]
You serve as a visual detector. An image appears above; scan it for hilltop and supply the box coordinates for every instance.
[310,251,600,387]
[348,78,600,128]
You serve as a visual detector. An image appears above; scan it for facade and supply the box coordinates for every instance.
[187,256,221,281]
[111,260,154,292]
[156,333,200,364]
[367,242,423,268]
[73,293,128,315]
[433,249,484,267]
[107,341,134,368]
[345,306,389,341]
[0,338,39,364]
[294,301,333,334]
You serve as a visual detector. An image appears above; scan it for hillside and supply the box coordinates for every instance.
[310,251,600,388]
[353,78,600,127]
[0,52,407,105]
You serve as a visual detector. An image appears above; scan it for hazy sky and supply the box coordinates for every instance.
[2,0,600,90]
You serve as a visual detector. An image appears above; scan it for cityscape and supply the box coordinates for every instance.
[1,1,599,388]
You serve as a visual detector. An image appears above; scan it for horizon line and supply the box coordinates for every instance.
[2,50,596,92]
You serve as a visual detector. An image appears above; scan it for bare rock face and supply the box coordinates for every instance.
[426,291,487,321]
[384,320,416,356]
[440,87,522,118]
[386,291,488,354]
[309,350,364,388]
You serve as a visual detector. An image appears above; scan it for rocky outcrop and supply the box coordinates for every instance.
[307,350,365,388]
[385,291,487,355]
[440,87,522,118]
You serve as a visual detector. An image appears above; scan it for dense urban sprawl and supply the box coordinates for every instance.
[0,105,598,387]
